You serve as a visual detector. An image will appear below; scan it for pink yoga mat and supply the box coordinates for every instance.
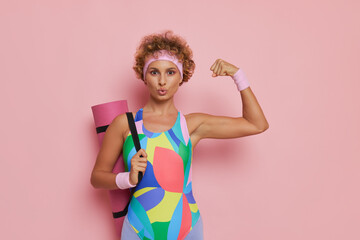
[91,100,131,238]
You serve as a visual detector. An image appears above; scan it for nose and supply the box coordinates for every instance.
[159,73,167,86]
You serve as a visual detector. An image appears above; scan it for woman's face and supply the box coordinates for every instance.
[144,59,182,100]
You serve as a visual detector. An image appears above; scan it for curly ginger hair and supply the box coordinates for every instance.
[133,30,195,86]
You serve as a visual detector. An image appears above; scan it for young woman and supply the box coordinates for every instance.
[91,30,269,240]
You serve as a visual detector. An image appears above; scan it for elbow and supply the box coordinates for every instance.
[90,176,96,189]
[257,123,269,133]
[90,171,99,189]
[261,119,270,132]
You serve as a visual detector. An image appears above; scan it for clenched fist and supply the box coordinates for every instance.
[210,59,239,77]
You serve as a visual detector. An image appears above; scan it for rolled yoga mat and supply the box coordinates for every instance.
[91,100,131,238]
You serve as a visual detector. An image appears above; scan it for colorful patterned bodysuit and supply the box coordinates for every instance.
[122,108,201,240]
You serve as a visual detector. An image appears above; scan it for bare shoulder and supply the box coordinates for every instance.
[110,112,136,141]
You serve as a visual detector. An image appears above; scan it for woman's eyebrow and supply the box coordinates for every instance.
[149,67,177,70]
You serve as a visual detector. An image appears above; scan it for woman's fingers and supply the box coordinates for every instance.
[137,148,147,158]
[215,59,222,75]
[136,161,147,167]
[210,60,219,77]
[210,60,217,71]
[134,149,148,170]
[135,164,146,172]
[211,59,224,76]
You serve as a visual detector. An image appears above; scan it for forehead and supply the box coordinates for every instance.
[148,60,177,69]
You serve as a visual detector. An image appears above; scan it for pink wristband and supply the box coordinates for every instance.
[115,172,136,189]
[231,68,250,91]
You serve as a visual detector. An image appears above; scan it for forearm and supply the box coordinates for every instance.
[231,68,269,131]
[90,170,121,190]
[240,87,269,131]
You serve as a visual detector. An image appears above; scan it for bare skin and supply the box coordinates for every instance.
[90,58,269,189]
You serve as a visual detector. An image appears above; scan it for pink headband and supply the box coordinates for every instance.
[143,50,183,80]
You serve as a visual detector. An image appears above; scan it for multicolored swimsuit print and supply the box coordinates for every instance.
[122,108,201,240]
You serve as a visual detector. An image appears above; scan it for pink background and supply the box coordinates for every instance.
[1,0,359,239]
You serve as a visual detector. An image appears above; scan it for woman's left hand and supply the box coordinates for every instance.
[210,59,239,77]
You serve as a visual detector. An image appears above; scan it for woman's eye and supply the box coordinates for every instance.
[149,70,175,75]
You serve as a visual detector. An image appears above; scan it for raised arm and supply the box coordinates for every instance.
[191,59,269,140]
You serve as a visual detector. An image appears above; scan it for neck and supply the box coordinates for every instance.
[143,96,177,115]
